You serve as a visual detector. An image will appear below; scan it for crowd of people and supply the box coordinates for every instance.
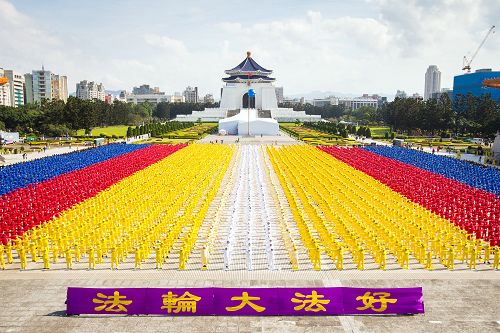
[0,142,498,271]
[0,144,186,244]
[269,145,499,270]
[0,144,148,196]
[363,146,500,196]
[321,146,500,247]
[0,144,232,270]
[207,146,298,271]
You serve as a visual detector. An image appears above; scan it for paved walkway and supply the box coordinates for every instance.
[0,270,498,333]
[0,146,91,166]
[199,131,299,145]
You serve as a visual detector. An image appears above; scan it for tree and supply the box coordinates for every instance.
[153,102,170,119]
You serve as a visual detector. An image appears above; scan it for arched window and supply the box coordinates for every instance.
[242,93,255,109]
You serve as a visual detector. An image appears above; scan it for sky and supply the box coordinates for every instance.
[1,0,499,98]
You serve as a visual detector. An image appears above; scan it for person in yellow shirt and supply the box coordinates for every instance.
[311,245,321,271]
[134,248,141,270]
[65,248,73,270]
[49,245,58,263]
[74,243,81,263]
[336,246,344,271]
[19,247,27,270]
[6,243,13,264]
[483,243,491,264]
[492,246,499,270]
[425,251,433,270]
[155,247,163,269]
[447,247,454,270]
[96,246,103,265]
[42,247,50,270]
[179,247,186,270]
[111,247,119,270]
[29,242,38,262]
[469,245,477,270]
[379,250,387,271]
[88,247,95,270]
[0,245,5,270]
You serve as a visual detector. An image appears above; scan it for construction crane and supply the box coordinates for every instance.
[462,25,495,72]
[0,77,9,86]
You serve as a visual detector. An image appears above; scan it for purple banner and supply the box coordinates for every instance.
[67,287,424,316]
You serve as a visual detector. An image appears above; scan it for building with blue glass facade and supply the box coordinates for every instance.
[453,69,500,102]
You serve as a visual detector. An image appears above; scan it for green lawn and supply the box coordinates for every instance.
[76,125,129,137]
[368,126,391,138]
[134,138,191,144]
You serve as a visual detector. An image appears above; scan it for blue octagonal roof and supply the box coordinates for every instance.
[225,52,273,75]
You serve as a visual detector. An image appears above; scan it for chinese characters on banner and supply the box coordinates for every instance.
[67,287,424,316]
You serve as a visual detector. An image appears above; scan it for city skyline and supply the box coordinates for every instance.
[1,0,499,97]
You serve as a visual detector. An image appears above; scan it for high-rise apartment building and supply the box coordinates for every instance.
[424,65,441,100]
[183,86,198,103]
[76,80,106,101]
[52,74,68,102]
[3,70,25,107]
[24,67,68,104]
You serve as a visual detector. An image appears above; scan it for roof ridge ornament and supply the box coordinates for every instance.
[247,51,251,58]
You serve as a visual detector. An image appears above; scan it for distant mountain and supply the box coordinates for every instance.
[286,91,356,100]
[286,90,395,101]
[106,90,125,96]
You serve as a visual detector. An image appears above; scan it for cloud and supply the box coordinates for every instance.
[214,3,499,95]
[144,34,188,55]
[373,0,498,56]
[0,0,60,68]
[215,10,399,93]
[2,0,499,97]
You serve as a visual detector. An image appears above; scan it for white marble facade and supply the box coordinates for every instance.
[173,53,321,134]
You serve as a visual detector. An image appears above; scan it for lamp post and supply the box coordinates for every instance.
[247,88,255,136]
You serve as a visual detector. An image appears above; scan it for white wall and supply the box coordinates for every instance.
[220,83,278,110]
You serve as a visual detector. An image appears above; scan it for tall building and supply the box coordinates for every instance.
[76,80,106,101]
[0,68,12,107]
[183,86,198,103]
[453,69,500,102]
[275,87,284,104]
[132,84,159,95]
[52,74,68,102]
[24,67,68,104]
[424,65,441,100]
[3,70,25,107]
